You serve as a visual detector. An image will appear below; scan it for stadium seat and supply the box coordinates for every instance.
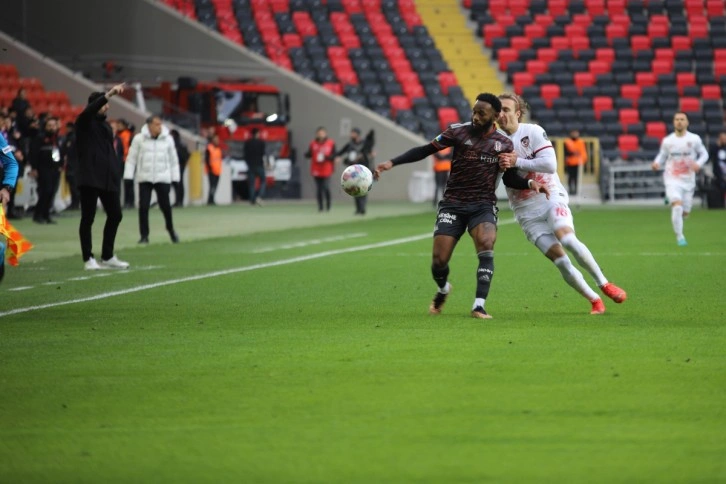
[680,97,700,112]
[618,135,640,159]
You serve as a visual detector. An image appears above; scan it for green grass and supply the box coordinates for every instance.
[1,202,725,483]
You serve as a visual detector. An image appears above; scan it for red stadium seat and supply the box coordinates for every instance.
[509,0,530,16]
[525,60,548,76]
[389,95,411,116]
[647,23,669,39]
[571,36,590,53]
[654,48,675,61]
[548,0,568,16]
[618,135,639,157]
[513,72,535,94]
[438,107,460,131]
[636,72,657,86]
[689,22,709,39]
[619,108,640,126]
[676,72,697,95]
[671,36,691,52]
[550,36,570,50]
[584,0,606,15]
[483,24,506,47]
[646,121,668,139]
[595,47,615,63]
[621,84,642,103]
[498,48,519,72]
[494,14,516,28]
[593,96,613,120]
[438,72,458,95]
[510,36,532,50]
[540,84,560,108]
[630,35,651,53]
[574,72,595,94]
[606,24,628,43]
[680,97,700,112]
[589,60,610,75]
[706,0,725,16]
[282,33,302,49]
[701,85,722,100]
[537,48,559,63]
[533,14,554,27]
[565,24,588,38]
[651,59,673,75]
[607,0,626,15]
[715,49,726,62]
[571,13,593,27]
[322,83,343,95]
[524,23,547,39]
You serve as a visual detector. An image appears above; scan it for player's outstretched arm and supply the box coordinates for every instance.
[373,143,440,180]
[373,160,393,180]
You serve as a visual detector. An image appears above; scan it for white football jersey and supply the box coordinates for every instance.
[654,131,708,185]
[505,123,567,211]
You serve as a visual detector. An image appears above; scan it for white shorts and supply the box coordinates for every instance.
[664,180,695,213]
[515,194,575,245]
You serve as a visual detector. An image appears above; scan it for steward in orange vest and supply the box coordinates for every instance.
[205,134,223,205]
[563,130,587,195]
[433,146,452,207]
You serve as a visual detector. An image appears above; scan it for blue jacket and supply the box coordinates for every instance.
[0,135,19,189]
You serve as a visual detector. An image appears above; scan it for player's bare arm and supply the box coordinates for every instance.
[498,152,517,170]
[106,83,126,99]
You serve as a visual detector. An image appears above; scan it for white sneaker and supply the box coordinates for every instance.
[100,255,129,269]
[84,257,102,271]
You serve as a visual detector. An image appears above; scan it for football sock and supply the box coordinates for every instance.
[671,205,684,239]
[473,297,485,310]
[554,255,599,301]
[475,250,494,299]
[432,264,450,291]
[560,233,608,287]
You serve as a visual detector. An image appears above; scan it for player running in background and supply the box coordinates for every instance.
[0,134,20,283]
[651,112,709,246]
[375,93,549,319]
[497,93,626,315]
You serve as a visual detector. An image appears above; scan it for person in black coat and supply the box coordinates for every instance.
[244,128,266,206]
[28,117,62,224]
[74,83,129,270]
[170,129,190,207]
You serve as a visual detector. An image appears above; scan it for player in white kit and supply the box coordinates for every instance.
[651,112,709,246]
[496,93,627,315]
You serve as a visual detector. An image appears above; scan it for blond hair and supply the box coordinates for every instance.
[498,92,528,121]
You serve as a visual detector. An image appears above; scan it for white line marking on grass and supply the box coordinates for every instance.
[0,233,431,318]
[252,233,367,253]
[0,220,521,318]
[8,286,33,292]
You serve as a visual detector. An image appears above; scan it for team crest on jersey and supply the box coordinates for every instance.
[521,136,530,148]
[494,141,502,152]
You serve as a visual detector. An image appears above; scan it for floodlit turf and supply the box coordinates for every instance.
[1,202,725,483]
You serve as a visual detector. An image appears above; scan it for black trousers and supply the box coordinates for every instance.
[35,168,60,221]
[208,174,219,204]
[566,165,579,195]
[79,186,123,262]
[174,161,186,206]
[123,179,135,207]
[354,194,367,214]
[433,170,449,207]
[314,176,331,211]
[138,182,174,238]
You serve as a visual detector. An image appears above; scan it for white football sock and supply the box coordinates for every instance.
[473,297,485,310]
[554,255,599,301]
[671,205,684,239]
[560,233,608,287]
[438,282,451,294]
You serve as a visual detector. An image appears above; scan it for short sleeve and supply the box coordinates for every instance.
[432,126,457,150]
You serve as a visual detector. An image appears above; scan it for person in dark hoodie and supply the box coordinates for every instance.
[74,83,129,270]
[28,117,62,224]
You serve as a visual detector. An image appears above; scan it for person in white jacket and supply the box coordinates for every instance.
[124,115,180,244]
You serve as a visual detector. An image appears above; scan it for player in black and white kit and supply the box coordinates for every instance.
[375,93,549,319]
[497,93,627,315]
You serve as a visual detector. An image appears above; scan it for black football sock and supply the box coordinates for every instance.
[476,251,494,299]
[431,263,449,290]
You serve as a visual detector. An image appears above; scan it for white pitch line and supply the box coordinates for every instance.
[0,233,431,318]
[252,233,368,253]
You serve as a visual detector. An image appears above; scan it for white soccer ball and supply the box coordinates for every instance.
[341,164,373,198]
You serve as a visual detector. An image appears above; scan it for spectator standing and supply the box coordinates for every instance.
[306,127,336,212]
[117,119,135,208]
[124,115,180,244]
[75,83,129,270]
[563,130,587,196]
[170,129,189,207]
[205,134,223,205]
[244,128,266,206]
[335,128,374,215]
[29,117,62,224]
[11,89,30,122]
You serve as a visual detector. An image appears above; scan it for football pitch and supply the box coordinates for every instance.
[1,201,725,483]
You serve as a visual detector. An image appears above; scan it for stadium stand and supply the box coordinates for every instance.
[0,64,84,129]
[160,0,469,139]
[466,0,726,161]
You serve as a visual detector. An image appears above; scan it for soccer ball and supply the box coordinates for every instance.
[341,164,373,198]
